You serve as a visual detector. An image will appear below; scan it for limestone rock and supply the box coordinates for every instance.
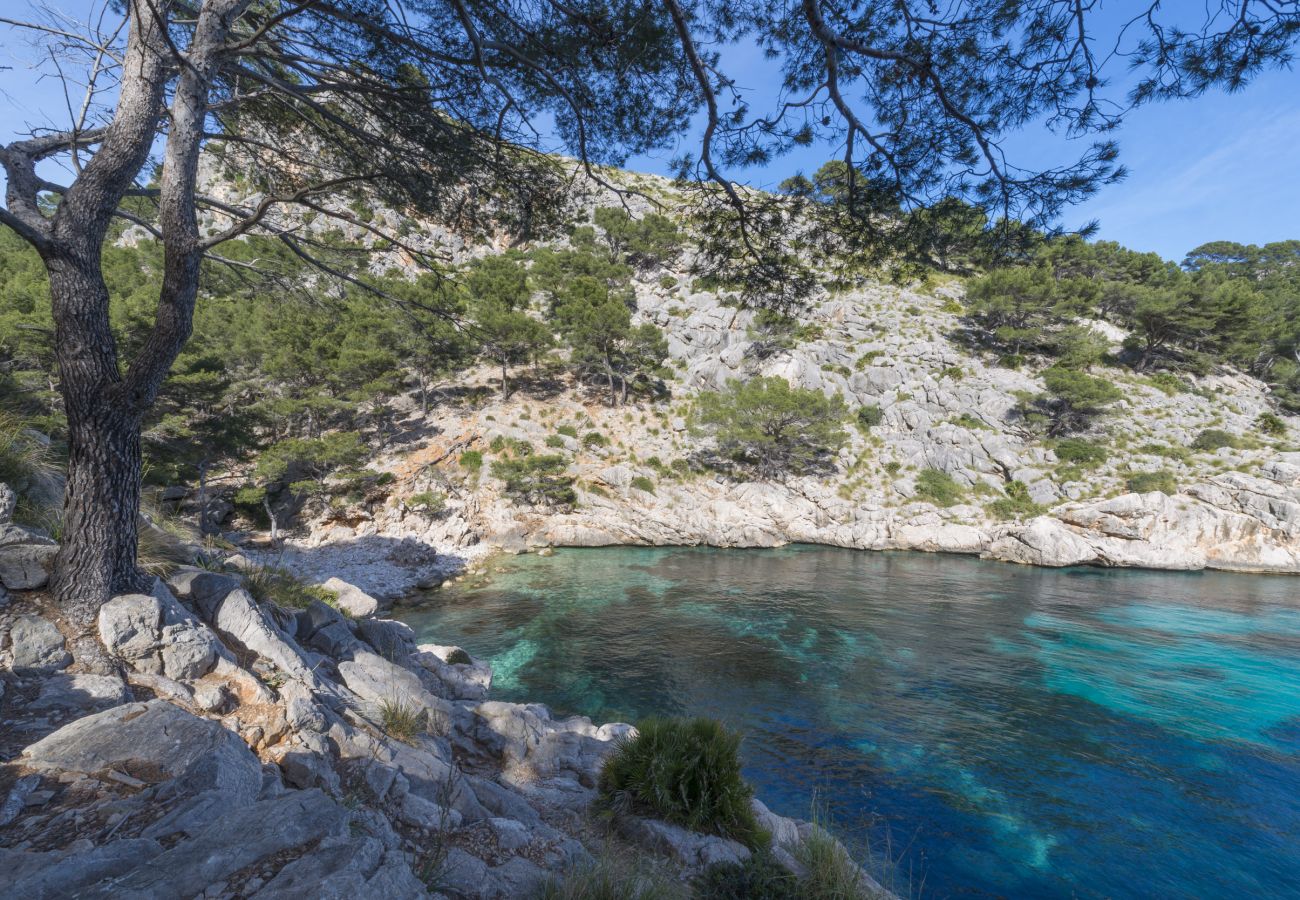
[321,576,382,617]
[78,789,350,899]
[0,525,58,590]
[614,813,750,871]
[30,673,131,711]
[1,839,165,898]
[22,700,262,803]
[8,614,71,673]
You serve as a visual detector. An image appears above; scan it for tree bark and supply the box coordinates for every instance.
[46,254,151,625]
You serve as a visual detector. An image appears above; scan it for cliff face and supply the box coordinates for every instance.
[263,255,1300,595]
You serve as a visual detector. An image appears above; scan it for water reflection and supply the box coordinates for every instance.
[401,547,1300,899]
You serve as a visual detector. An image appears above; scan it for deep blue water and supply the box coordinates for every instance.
[400,547,1300,899]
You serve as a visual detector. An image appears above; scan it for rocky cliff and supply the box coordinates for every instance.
[258,248,1300,597]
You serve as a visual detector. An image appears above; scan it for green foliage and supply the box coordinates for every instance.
[593,207,682,268]
[255,432,367,493]
[546,434,567,448]
[694,377,848,478]
[1127,470,1178,495]
[557,424,579,438]
[467,256,554,398]
[695,854,798,900]
[986,481,1047,521]
[491,450,576,508]
[539,854,686,900]
[1029,367,1123,436]
[406,491,447,515]
[855,404,883,431]
[583,431,610,448]
[1191,428,1241,451]
[445,648,473,666]
[914,468,964,506]
[0,408,57,488]
[1258,412,1288,437]
[599,718,763,849]
[1147,372,1190,396]
[459,450,483,472]
[630,475,656,494]
[379,698,426,744]
[243,562,338,611]
[1054,438,1109,467]
[791,823,876,900]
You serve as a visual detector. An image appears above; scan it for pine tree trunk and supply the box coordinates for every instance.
[47,257,151,626]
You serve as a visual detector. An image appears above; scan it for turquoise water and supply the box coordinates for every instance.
[400,547,1300,898]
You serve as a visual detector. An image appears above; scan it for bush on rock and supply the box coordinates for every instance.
[598,717,764,850]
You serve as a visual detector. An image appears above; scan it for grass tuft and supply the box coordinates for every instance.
[599,717,764,849]
[378,697,425,744]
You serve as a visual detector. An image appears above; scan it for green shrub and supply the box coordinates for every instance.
[986,481,1046,521]
[406,490,446,515]
[950,413,990,430]
[694,377,849,478]
[1054,438,1108,467]
[914,468,964,506]
[546,434,566,448]
[583,431,610,448]
[1191,428,1241,451]
[1257,412,1288,437]
[1127,470,1178,494]
[599,718,764,849]
[491,453,576,508]
[489,435,508,452]
[1148,372,1189,396]
[459,450,483,472]
[856,405,883,431]
[854,350,884,370]
[557,424,579,438]
[445,648,472,666]
[631,475,656,494]
[695,853,798,899]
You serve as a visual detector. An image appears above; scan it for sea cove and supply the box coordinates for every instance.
[403,547,1300,899]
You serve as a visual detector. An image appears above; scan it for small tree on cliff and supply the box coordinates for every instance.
[1,1,1293,627]
[693,377,848,478]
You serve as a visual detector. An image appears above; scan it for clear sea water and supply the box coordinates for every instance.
[399,546,1300,899]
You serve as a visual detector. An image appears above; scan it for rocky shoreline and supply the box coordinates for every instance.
[1,491,890,897]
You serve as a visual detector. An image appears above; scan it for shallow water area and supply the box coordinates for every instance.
[400,546,1300,899]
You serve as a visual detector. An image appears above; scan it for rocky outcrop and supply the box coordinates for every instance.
[0,524,57,591]
[1,564,871,898]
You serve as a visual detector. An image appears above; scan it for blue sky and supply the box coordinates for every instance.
[1,4,1296,263]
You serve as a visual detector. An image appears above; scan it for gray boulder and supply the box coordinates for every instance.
[337,649,452,724]
[78,789,350,899]
[192,586,320,685]
[356,617,417,660]
[30,673,130,712]
[0,524,58,590]
[614,813,750,871]
[250,831,428,898]
[8,614,71,673]
[320,577,382,617]
[98,588,222,682]
[1,839,164,899]
[21,700,262,804]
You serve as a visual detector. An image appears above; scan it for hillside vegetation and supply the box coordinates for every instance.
[2,164,1298,580]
